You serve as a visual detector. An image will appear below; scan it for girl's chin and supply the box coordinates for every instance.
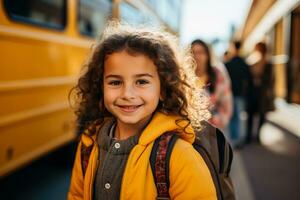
[118,118,140,125]
[117,116,144,125]
[116,114,152,126]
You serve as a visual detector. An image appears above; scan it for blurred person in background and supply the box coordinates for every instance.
[222,51,231,63]
[225,41,252,148]
[246,42,275,144]
[191,39,232,131]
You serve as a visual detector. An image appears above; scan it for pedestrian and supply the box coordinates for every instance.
[191,39,232,131]
[225,41,252,148]
[246,42,275,143]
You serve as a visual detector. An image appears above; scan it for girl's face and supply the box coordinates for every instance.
[192,44,208,76]
[103,50,161,125]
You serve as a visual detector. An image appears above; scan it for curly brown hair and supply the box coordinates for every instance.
[70,22,207,135]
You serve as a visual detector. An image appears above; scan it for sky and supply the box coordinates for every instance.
[180,0,251,55]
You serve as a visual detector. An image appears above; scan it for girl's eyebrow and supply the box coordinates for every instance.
[134,73,153,78]
[105,74,121,79]
[105,73,153,79]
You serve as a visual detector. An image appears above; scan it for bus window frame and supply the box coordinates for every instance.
[3,0,67,31]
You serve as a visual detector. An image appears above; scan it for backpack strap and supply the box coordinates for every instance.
[80,120,104,177]
[150,132,178,200]
[81,142,93,177]
[195,121,235,200]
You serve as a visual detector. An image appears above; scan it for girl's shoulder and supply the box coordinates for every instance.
[168,137,216,197]
[170,137,201,165]
[172,136,193,150]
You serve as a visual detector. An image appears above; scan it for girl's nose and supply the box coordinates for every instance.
[121,84,136,100]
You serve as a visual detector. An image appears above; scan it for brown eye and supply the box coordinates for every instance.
[108,80,122,86]
[136,79,149,86]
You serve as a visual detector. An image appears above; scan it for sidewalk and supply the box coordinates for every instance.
[267,98,300,138]
[231,120,300,200]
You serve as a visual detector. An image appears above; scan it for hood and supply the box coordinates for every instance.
[81,111,195,147]
[138,111,195,146]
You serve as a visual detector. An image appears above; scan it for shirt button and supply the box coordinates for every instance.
[114,142,121,149]
[105,183,111,189]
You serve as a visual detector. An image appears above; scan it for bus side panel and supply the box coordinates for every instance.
[0,22,91,176]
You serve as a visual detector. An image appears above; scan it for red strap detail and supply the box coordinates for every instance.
[155,133,173,200]
[81,143,93,177]
[80,122,101,177]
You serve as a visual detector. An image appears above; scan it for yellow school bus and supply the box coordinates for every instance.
[0,0,182,176]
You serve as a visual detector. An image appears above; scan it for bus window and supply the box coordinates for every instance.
[120,2,144,25]
[3,0,66,29]
[119,2,160,28]
[78,0,112,38]
[154,0,181,31]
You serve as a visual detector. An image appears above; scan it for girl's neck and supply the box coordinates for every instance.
[114,116,152,140]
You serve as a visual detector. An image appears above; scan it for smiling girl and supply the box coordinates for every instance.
[68,22,216,200]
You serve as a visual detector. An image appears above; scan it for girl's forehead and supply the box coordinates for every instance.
[104,51,158,75]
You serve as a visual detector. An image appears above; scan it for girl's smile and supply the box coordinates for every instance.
[116,104,144,113]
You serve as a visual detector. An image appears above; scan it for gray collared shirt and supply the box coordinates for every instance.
[93,119,140,200]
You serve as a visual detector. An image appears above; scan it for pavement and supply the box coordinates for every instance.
[231,116,300,200]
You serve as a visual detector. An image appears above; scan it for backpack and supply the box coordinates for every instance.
[150,121,235,200]
[80,121,235,200]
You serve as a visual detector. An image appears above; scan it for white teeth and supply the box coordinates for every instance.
[119,105,139,109]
